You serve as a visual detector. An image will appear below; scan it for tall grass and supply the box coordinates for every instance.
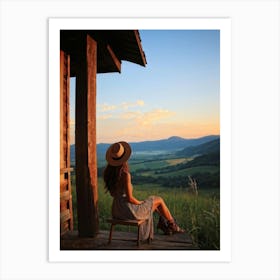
[70,174,220,250]
[131,184,220,250]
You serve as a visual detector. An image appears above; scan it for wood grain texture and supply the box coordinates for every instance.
[60,51,73,234]
[75,34,99,237]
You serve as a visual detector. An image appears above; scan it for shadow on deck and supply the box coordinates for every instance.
[61,230,198,250]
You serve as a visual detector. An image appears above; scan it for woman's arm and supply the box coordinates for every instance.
[124,172,143,205]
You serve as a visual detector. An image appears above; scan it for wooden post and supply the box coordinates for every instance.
[75,34,99,237]
[60,51,74,235]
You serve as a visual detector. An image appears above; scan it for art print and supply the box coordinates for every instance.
[49,18,231,262]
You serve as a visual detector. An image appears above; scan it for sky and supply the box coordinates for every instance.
[70,30,220,144]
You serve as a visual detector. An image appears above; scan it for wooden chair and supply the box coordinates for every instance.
[107,218,151,246]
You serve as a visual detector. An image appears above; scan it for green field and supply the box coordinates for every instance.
[129,158,189,171]
[97,152,219,189]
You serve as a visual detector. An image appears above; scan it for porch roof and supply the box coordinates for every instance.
[60,30,147,75]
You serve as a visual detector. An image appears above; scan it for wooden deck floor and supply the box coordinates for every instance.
[61,230,197,250]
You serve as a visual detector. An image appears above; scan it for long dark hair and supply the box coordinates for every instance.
[103,162,129,196]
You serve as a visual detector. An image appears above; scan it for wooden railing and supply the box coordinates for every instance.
[60,167,74,235]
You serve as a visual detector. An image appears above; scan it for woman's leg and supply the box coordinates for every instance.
[153,196,185,234]
[152,196,173,221]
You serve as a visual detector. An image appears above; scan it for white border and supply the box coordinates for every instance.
[49,18,231,262]
[1,0,279,279]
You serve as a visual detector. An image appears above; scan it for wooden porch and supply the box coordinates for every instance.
[60,30,148,238]
[61,230,197,250]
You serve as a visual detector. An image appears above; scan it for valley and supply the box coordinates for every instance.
[71,135,220,191]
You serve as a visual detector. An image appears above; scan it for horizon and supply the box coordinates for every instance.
[70,134,220,146]
[70,30,220,144]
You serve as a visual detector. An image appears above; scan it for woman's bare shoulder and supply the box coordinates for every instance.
[121,170,131,181]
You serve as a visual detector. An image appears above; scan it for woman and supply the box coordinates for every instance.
[103,141,184,241]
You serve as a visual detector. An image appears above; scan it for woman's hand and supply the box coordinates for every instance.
[130,199,143,205]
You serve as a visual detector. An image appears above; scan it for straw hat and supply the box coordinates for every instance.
[106,141,132,166]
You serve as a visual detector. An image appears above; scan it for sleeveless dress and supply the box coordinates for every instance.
[111,177,155,241]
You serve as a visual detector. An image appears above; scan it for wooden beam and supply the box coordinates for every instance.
[133,30,147,66]
[75,34,99,237]
[107,44,121,73]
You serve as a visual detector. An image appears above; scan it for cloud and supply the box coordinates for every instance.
[97,100,145,114]
[121,100,145,110]
[136,100,145,106]
[97,114,114,120]
[120,111,141,120]
[71,106,178,143]
[118,108,175,126]
[98,103,117,112]
[97,108,177,142]
[97,100,146,121]
[139,109,175,126]
[96,109,219,143]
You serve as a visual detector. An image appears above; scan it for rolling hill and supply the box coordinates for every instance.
[71,135,221,189]
[176,138,220,157]
[71,135,220,164]
[155,142,220,176]
[125,135,219,152]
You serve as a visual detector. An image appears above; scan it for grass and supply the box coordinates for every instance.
[132,184,220,249]
[70,174,220,250]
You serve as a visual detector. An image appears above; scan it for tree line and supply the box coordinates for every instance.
[130,171,220,189]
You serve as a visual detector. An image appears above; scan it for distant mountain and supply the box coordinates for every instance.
[176,138,220,157]
[128,135,219,152]
[70,135,220,163]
